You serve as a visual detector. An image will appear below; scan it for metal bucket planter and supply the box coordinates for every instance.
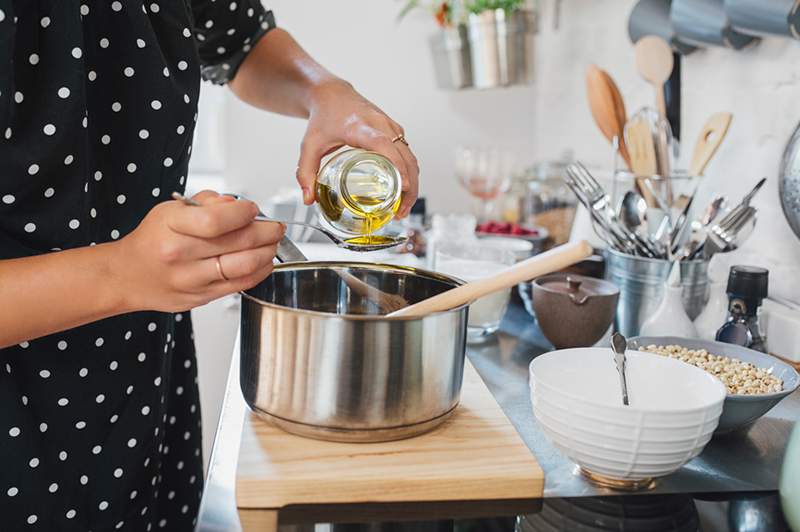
[429,9,536,90]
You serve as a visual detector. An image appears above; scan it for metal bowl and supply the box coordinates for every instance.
[629,336,800,434]
[240,262,469,443]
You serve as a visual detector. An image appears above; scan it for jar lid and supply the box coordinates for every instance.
[534,273,618,305]
[726,265,769,305]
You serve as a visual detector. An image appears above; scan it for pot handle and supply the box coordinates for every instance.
[567,277,589,305]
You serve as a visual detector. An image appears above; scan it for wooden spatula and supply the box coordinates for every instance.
[689,112,733,176]
[386,241,593,319]
[586,65,631,168]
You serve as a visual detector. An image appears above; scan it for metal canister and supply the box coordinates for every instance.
[605,249,709,336]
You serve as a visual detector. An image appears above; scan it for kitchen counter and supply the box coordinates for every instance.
[196,296,799,532]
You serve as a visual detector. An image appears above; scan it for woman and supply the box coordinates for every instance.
[0,1,419,530]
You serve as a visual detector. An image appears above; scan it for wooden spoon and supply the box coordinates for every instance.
[689,112,733,176]
[386,240,593,319]
[634,36,674,119]
[586,65,631,168]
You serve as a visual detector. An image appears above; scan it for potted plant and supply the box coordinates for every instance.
[398,0,536,89]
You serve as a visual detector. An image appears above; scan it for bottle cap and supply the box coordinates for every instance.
[726,265,769,307]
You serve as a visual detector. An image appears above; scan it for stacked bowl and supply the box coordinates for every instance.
[529,348,726,489]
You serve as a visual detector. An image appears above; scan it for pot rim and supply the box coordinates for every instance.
[241,261,469,321]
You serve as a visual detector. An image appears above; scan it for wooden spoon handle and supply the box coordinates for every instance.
[387,241,593,319]
[689,112,733,176]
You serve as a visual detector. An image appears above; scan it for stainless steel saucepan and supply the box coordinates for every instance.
[239,260,469,443]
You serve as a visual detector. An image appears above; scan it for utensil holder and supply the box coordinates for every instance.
[605,248,709,336]
[429,9,536,90]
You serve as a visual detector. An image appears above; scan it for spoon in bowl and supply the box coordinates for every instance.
[611,332,630,406]
[171,192,408,252]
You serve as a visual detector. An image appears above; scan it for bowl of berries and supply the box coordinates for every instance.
[476,221,549,258]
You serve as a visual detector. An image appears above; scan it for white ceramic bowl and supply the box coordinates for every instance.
[529,348,726,483]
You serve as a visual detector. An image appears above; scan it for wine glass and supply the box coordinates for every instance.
[455,146,515,222]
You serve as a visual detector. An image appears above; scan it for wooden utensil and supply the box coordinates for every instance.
[634,36,674,119]
[624,116,660,207]
[586,65,631,168]
[387,240,593,319]
[689,112,733,176]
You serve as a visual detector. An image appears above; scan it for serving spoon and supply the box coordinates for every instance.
[611,332,630,406]
[171,192,408,252]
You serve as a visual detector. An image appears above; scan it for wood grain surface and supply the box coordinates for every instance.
[236,361,544,509]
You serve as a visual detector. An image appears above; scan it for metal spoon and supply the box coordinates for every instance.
[611,332,630,406]
[171,192,408,252]
[619,190,649,237]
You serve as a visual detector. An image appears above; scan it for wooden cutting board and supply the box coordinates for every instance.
[236,361,544,509]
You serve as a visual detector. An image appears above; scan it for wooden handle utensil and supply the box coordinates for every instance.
[387,241,593,319]
[586,65,631,168]
[689,112,733,176]
[634,36,674,119]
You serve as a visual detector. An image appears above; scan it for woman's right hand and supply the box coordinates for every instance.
[112,191,285,313]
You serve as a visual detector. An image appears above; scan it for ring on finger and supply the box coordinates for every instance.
[391,133,409,147]
[215,256,229,281]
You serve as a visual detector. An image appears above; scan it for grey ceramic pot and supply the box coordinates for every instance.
[531,274,620,349]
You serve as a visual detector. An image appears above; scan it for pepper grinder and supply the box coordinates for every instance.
[715,265,769,352]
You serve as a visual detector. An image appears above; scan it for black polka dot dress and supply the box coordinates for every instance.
[0,1,274,530]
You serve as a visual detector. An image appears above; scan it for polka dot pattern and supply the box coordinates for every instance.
[0,0,275,528]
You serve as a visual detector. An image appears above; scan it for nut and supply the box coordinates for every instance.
[641,344,783,396]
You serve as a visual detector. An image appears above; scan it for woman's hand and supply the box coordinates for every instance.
[296,80,420,218]
[112,191,285,313]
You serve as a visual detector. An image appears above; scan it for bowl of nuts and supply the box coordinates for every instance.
[628,337,800,434]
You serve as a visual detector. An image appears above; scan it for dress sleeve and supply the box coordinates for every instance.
[190,0,276,85]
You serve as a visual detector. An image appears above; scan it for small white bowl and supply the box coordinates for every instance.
[529,348,726,489]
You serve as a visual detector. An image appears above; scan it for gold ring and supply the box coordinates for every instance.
[391,133,409,146]
[215,256,229,281]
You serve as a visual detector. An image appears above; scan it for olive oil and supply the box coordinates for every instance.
[315,148,402,244]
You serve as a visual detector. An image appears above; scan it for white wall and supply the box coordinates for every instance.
[222,0,800,299]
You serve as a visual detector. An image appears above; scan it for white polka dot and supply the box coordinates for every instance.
[48,483,58,493]
[82,116,88,127]
[66,509,76,519]
[99,501,109,511]
[151,187,160,197]
[21,396,28,405]
[163,157,173,167]
[148,322,157,332]
[124,66,134,77]
[41,17,50,28]
[28,164,39,175]
[177,60,188,71]
[151,100,162,110]
[116,194,126,205]
[181,504,189,514]
[247,7,254,16]
[19,341,29,348]
[43,123,56,135]
[57,340,68,351]
[183,27,191,38]
[59,450,66,460]
[90,208,97,218]
[184,93,191,104]
[2,194,14,204]
[137,38,146,48]
[226,28,235,36]
[95,394,105,403]
[64,153,74,165]
[80,475,88,485]
[68,219,80,230]
[175,313,183,322]
[131,490,139,499]
[75,421,86,429]
[205,19,214,28]
[112,102,122,112]
[176,386,184,395]
[24,53,37,67]
[71,47,82,59]
[111,1,122,11]
[94,170,102,181]
[56,87,71,100]
[14,91,23,103]
[7,487,18,497]
[138,352,146,362]
[154,376,162,386]
[39,423,47,432]
[125,330,132,340]
[141,406,150,415]
[126,385,134,395]
[24,223,36,233]
[9,427,20,437]
[57,398,69,406]
[111,229,120,239]
[39,369,50,378]
[80,4,89,15]
[101,134,111,145]
[163,67,170,77]
[229,1,237,9]
[92,445,102,454]
[114,468,123,478]
[127,163,137,173]
[110,414,119,423]
[27,515,37,525]
[128,438,137,448]
[100,37,109,48]
[110,360,118,370]
[176,125,185,135]
[4,127,11,139]
[167,490,175,499]
[79,367,88,377]
[139,129,149,139]
[150,3,160,12]
[29,458,39,468]
[217,46,226,54]
[0,10,5,22]
[88,70,96,81]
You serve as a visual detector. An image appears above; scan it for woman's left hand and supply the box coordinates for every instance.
[295,80,419,218]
